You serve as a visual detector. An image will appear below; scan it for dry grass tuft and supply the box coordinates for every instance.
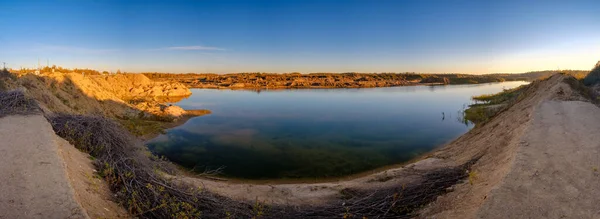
[468,171,478,185]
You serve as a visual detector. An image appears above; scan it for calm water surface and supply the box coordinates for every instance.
[147,82,528,179]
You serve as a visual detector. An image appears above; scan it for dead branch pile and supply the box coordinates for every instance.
[0,90,40,118]
[48,114,253,218]
[268,159,476,219]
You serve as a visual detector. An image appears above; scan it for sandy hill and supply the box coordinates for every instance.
[17,72,191,120]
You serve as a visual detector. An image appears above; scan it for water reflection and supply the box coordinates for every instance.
[147,81,529,179]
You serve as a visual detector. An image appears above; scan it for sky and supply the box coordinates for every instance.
[0,0,599,74]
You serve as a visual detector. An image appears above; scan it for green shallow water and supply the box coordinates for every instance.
[147,82,528,179]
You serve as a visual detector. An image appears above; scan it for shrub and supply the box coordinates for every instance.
[0,68,17,91]
[472,85,527,105]
[463,106,492,124]
[0,68,13,78]
[583,61,600,86]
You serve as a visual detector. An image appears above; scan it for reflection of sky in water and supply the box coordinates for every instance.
[147,82,529,179]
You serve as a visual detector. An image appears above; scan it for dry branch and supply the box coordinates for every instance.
[266,161,475,219]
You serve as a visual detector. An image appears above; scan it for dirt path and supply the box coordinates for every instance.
[0,115,87,218]
[477,100,600,218]
[0,115,128,219]
[420,75,600,218]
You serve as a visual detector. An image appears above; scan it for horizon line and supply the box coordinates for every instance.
[6,65,590,75]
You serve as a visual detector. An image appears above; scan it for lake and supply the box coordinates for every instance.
[147,81,529,180]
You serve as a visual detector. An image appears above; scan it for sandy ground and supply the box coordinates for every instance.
[477,100,600,218]
[0,115,128,219]
[0,115,87,218]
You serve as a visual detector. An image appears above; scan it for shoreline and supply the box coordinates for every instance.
[140,109,211,141]
[182,146,444,185]
[172,80,529,92]
[144,82,522,184]
[161,118,466,185]
[181,82,447,90]
[143,71,560,92]
[143,83,498,184]
[174,74,582,209]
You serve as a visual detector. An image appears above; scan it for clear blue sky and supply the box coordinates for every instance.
[1,0,599,73]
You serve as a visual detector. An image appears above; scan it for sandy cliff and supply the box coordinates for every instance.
[86,73,191,100]
[18,72,192,120]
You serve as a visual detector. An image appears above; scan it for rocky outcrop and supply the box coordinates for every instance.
[163,105,186,118]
